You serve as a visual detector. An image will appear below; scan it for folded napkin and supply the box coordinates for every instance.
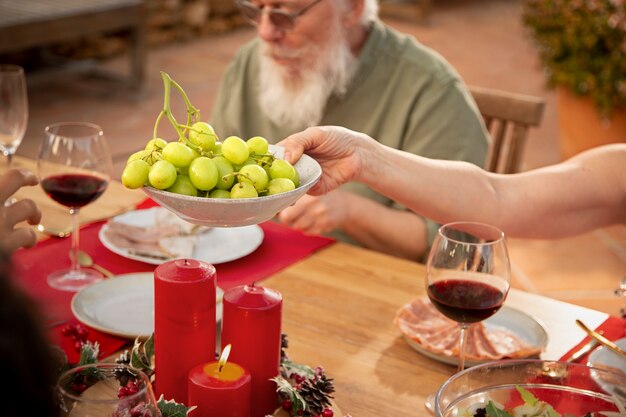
[558,315,626,362]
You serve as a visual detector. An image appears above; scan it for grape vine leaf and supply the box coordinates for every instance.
[157,395,197,417]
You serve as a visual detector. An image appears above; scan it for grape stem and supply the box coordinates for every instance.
[153,71,201,141]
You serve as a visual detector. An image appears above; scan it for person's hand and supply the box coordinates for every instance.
[277,191,350,235]
[0,169,42,254]
[278,126,376,195]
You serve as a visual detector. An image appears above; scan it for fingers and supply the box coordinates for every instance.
[4,198,42,226]
[0,228,38,252]
[277,126,324,165]
[277,136,305,165]
[0,169,39,203]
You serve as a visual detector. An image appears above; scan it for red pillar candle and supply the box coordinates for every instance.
[221,285,282,417]
[188,345,252,417]
[154,259,217,403]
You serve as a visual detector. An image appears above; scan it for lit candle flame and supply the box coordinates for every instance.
[218,344,231,372]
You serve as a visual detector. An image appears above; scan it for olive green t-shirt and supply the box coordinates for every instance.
[211,20,489,253]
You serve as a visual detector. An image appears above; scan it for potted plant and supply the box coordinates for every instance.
[522,0,626,159]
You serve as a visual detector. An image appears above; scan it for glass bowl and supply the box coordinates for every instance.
[142,146,322,227]
[436,359,626,416]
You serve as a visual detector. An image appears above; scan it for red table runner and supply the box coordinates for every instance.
[11,199,335,363]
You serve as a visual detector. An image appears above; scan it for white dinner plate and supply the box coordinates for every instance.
[71,272,224,339]
[588,337,626,398]
[403,306,549,367]
[99,207,264,265]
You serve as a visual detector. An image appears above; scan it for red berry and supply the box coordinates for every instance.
[281,398,292,411]
[61,324,76,336]
[75,325,89,341]
[321,408,334,417]
[294,374,305,384]
[74,341,83,353]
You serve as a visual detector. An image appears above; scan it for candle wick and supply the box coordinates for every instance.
[185,259,189,265]
[219,364,223,372]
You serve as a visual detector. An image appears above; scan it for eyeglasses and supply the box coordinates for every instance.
[236,0,324,31]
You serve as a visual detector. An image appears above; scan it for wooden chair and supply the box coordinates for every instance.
[470,86,545,174]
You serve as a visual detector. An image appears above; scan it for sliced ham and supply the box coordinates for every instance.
[104,208,202,259]
[394,297,543,361]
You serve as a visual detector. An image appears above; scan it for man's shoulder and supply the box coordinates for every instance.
[373,22,460,82]
[226,38,260,71]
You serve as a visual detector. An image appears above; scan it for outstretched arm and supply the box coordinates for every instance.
[279,126,626,239]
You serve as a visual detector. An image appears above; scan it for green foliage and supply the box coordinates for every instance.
[522,0,626,117]
[157,396,197,417]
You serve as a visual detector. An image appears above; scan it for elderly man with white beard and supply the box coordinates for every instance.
[210,0,489,260]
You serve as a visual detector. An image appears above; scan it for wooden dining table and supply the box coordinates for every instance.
[10,155,614,417]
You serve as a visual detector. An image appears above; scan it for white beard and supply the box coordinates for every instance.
[257,24,357,130]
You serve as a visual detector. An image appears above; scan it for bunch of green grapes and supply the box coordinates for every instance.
[121,123,300,199]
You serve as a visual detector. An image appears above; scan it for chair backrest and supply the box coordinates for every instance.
[470,86,545,174]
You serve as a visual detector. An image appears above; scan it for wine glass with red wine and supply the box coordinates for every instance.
[38,122,112,291]
[424,221,510,412]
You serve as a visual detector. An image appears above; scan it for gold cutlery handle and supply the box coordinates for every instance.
[575,319,626,359]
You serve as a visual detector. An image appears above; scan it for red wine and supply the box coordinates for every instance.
[42,174,107,208]
[427,279,506,323]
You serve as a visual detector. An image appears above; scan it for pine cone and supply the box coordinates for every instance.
[299,375,334,415]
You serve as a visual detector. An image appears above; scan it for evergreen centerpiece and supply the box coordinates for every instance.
[62,334,346,417]
[522,0,626,118]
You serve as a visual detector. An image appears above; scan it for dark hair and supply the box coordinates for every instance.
[0,262,59,416]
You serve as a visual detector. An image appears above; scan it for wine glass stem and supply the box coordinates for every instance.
[70,208,80,272]
[3,150,12,171]
[457,323,470,373]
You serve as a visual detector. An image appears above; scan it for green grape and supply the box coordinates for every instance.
[233,157,257,171]
[177,165,189,176]
[189,122,218,150]
[167,175,198,196]
[269,159,298,184]
[122,159,150,189]
[212,141,222,154]
[148,160,177,189]
[222,136,249,165]
[230,182,258,199]
[188,156,219,191]
[145,138,168,152]
[246,136,269,155]
[268,178,295,195]
[162,141,195,168]
[209,189,231,199]
[212,156,235,190]
[292,165,300,187]
[238,164,269,192]
[127,149,152,164]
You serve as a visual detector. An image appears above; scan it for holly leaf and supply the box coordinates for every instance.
[281,360,315,379]
[272,376,307,413]
[131,334,155,375]
[157,395,197,417]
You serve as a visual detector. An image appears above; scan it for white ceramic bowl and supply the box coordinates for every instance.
[142,146,321,227]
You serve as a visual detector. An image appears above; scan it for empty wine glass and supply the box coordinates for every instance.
[56,363,160,417]
[0,64,28,171]
[38,122,112,291]
[424,221,511,412]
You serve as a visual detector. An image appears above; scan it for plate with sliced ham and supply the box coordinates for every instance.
[394,297,548,366]
[99,207,264,265]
